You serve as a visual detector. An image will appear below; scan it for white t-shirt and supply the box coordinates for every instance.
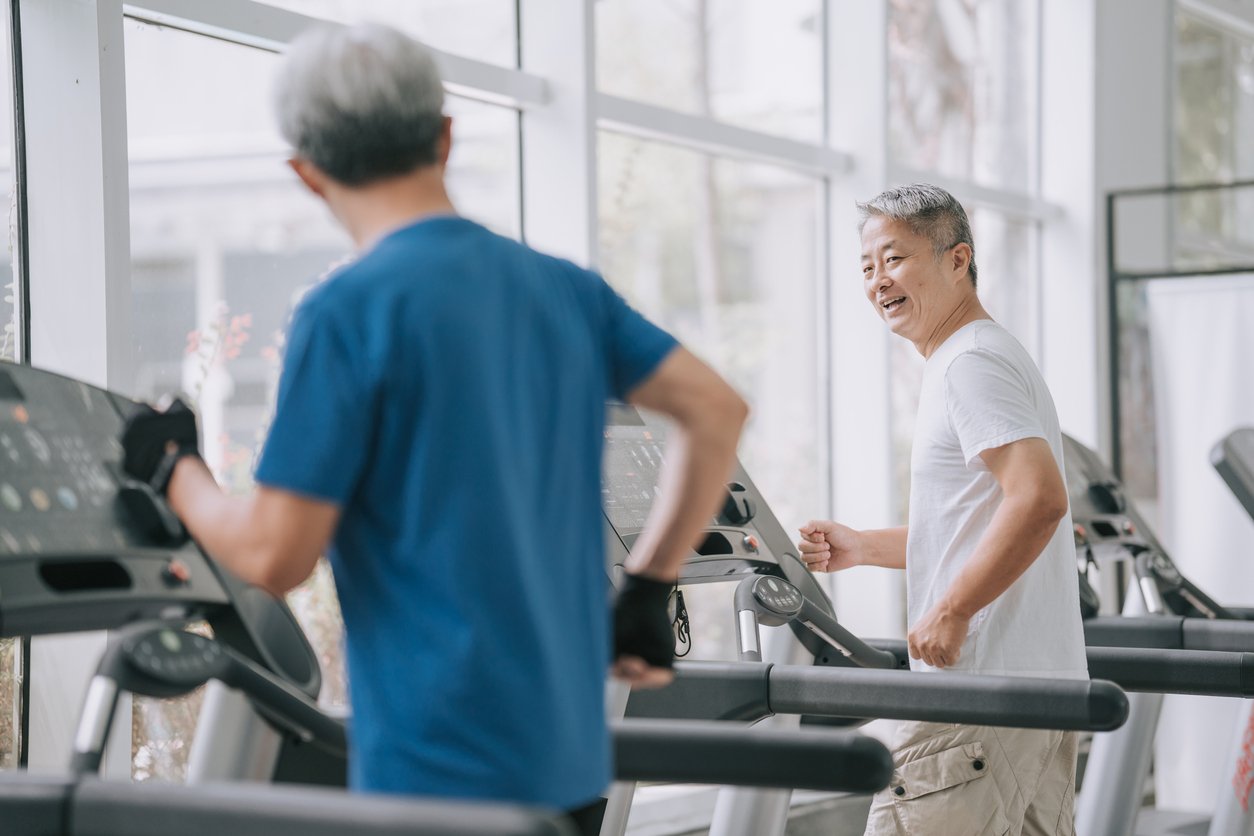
[907,319,1088,679]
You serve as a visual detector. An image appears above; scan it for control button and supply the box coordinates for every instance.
[159,630,183,653]
[56,487,79,511]
[28,488,50,512]
[24,534,41,553]
[744,535,760,553]
[11,405,28,424]
[162,559,192,586]
[22,428,50,464]
[0,529,18,553]
[0,484,21,512]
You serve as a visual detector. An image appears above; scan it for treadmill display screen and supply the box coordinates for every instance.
[602,404,668,533]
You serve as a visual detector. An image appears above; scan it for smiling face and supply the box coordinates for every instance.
[860,215,976,357]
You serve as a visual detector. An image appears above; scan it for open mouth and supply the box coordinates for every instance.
[880,296,906,314]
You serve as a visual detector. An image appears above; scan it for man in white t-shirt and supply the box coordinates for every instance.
[799,184,1088,836]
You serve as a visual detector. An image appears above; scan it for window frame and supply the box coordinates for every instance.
[16,0,1067,795]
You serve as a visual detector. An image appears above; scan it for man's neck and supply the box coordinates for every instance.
[331,167,458,250]
[916,295,992,359]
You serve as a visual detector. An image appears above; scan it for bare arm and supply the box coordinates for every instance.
[938,437,1068,618]
[798,523,908,572]
[166,457,340,597]
[623,348,749,580]
[908,436,1068,667]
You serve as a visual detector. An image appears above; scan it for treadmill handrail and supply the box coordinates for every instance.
[870,637,1254,698]
[69,776,574,836]
[1085,646,1254,697]
[1085,615,1254,653]
[612,719,892,793]
[766,665,1127,731]
[627,660,1128,732]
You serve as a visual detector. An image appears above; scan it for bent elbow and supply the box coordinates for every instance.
[250,546,307,599]
[724,388,750,430]
[1040,491,1069,528]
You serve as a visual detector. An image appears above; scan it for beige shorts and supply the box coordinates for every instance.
[863,721,1078,836]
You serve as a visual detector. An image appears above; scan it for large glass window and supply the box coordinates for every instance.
[257,0,517,66]
[123,17,520,781]
[598,132,822,660]
[596,0,824,143]
[888,0,1039,191]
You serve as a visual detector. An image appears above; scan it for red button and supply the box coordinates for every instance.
[163,559,191,585]
[743,535,759,553]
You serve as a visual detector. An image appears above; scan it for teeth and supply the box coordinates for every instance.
[881,297,905,310]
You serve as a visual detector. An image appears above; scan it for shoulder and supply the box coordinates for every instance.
[939,323,1029,376]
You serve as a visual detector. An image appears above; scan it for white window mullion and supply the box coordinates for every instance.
[519,0,597,266]
[887,163,1065,224]
[124,0,549,110]
[597,94,852,178]
[825,0,902,639]
[19,0,133,777]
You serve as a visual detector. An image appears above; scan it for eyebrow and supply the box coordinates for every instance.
[860,239,900,261]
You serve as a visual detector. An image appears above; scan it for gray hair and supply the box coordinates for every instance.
[275,23,446,186]
[857,184,978,287]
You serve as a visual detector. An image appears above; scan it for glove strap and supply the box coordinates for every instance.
[149,446,200,497]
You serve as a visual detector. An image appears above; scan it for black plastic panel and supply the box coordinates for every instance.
[1213,428,1254,521]
[0,362,230,636]
[0,772,72,836]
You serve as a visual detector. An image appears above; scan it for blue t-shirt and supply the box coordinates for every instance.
[254,216,677,809]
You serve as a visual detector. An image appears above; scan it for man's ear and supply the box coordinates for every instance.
[288,157,328,199]
[949,242,973,286]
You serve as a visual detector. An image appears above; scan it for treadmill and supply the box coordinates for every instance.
[0,360,574,834]
[0,361,899,835]
[605,407,1254,836]
[1062,432,1254,836]
[603,405,1131,836]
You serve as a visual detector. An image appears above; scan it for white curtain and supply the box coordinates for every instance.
[1147,274,1254,812]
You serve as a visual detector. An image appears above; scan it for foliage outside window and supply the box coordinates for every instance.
[596,0,824,143]
[887,0,1038,191]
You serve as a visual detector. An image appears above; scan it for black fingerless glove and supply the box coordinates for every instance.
[613,573,677,669]
[120,398,201,495]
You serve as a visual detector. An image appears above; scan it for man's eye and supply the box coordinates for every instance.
[886,256,901,263]
[862,266,873,275]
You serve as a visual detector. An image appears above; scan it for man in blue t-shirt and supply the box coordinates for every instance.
[119,22,747,836]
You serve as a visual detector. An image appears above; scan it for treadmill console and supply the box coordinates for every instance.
[601,403,834,656]
[603,403,787,583]
[1064,433,1231,619]
[0,362,229,636]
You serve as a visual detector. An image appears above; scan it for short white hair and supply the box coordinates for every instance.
[275,23,446,185]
